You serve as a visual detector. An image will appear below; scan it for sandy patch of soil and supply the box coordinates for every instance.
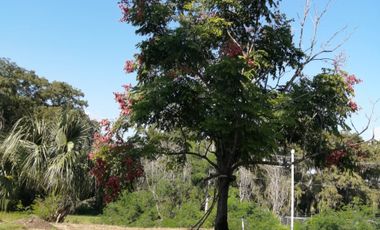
[14,216,54,229]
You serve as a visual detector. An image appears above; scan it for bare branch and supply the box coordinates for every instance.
[201,173,220,183]
[285,0,356,91]
[285,28,354,91]
[350,98,380,136]
[283,65,303,92]
[227,30,246,58]
[369,128,376,142]
[308,0,333,56]
[204,141,214,157]
[322,25,348,49]
[305,28,354,65]
[165,149,218,170]
[350,119,361,135]
[298,0,311,49]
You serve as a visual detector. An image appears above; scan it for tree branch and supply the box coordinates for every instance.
[167,151,218,169]
[350,98,380,136]
[308,0,333,56]
[298,0,311,49]
[285,0,354,92]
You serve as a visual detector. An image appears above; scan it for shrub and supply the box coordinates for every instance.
[101,190,159,227]
[32,195,61,221]
[302,205,379,230]
[32,194,70,222]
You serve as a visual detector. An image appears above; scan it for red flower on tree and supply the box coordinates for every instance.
[122,84,132,91]
[221,39,242,57]
[124,60,135,73]
[118,0,131,22]
[90,158,107,184]
[88,97,144,204]
[340,71,361,94]
[326,149,346,166]
[247,59,255,67]
[99,119,110,127]
[348,100,358,112]
[114,83,133,116]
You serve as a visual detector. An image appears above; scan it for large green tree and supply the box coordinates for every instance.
[0,58,87,134]
[119,0,359,229]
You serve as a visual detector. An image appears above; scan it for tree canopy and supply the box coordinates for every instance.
[0,58,87,133]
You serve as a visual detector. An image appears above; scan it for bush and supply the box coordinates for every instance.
[162,197,213,228]
[32,194,62,221]
[32,194,71,222]
[101,190,159,227]
[302,205,379,230]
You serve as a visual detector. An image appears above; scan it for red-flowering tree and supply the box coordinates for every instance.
[89,86,143,204]
[117,0,361,229]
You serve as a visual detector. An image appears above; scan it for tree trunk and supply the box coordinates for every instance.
[54,206,70,223]
[215,176,230,230]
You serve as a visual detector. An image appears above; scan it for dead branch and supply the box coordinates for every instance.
[298,0,311,49]
[308,0,333,56]
[350,98,380,137]
[284,0,354,91]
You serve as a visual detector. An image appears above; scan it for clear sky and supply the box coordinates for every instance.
[0,0,379,139]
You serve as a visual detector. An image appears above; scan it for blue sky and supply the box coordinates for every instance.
[0,0,379,139]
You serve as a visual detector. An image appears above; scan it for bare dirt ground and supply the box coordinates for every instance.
[10,216,201,230]
[14,216,53,229]
[53,224,193,230]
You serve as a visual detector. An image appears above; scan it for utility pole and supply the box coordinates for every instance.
[290,149,295,230]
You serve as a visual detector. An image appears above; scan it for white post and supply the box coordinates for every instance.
[290,149,295,230]
[204,194,209,213]
[241,218,245,230]
[205,171,211,213]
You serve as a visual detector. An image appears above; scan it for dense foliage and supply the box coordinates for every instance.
[97,148,378,228]
[300,205,379,230]
[101,156,287,230]
[0,58,87,134]
[295,136,380,216]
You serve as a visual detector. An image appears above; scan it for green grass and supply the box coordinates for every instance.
[0,212,31,222]
[0,212,31,230]
[0,222,26,230]
[64,214,102,224]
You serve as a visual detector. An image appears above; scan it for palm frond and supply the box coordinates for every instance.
[0,111,94,211]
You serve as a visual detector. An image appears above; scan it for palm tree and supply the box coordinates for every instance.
[0,110,94,220]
